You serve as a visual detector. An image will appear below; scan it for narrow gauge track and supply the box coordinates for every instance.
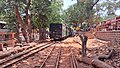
[58,43,78,68]
[38,42,61,68]
[36,42,78,68]
[1,40,80,68]
[0,42,55,68]
[58,45,71,68]
[70,46,78,68]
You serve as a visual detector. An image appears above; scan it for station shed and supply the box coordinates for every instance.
[0,21,16,51]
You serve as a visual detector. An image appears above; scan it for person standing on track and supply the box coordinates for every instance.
[79,31,88,57]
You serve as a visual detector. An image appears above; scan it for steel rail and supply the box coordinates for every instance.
[39,42,62,68]
[0,42,52,64]
[70,46,78,68]
[2,42,55,68]
[55,44,62,68]
[39,43,56,68]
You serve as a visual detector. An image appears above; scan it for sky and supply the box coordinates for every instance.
[62,0,120,15]
[62,0,77,10]
[115,10,120,15]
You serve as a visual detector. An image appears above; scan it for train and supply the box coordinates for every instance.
[94,16,120,31]
[49,23,73,40]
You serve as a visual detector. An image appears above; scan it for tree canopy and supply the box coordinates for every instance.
[62,0,120,25]
[0,0,119,41]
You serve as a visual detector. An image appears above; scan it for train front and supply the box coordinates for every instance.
[49,23,62,40]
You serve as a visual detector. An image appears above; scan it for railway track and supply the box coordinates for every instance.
[57,44,78,68]
[0,39,81,68]
[36,42,78,68]
[0,42,55,68]
[70,47,78,68]
[39,42,61,68]
[35,42,78,68]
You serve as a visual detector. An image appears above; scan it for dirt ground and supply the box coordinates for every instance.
[63,37,120,68]
[62,36,109,48]
[1,37,120,68]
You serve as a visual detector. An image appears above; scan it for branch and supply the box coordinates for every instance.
[96,48,115,60]
[77,0,80,5]
[90,0,99,10]
[25,0,31,25]
[14,4,23,27]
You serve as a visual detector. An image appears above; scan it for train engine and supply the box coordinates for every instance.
[49,23,70,40]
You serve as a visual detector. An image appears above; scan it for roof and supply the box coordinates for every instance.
[0,21,7,24]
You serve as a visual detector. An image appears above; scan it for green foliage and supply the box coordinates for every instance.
[0,0,32,32]
[62,0,99,25]
[62,0,120,27]
[31,0,63,29]
[0,0,16,31]
[47,0,63,24]
[62,3,85,25]
[94,0,120,21]
[31,0,51,28]
[99,0,119,16]
[0,0,63,31]
[0,0,119,32]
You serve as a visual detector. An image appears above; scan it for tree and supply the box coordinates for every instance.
[31,0,63,40]
[31,0,51,40]
[77,0,100,24]
[63,0,120,30]
[1,0,33,43]
[96,0,120,20]
[0,0,63,42]
[14,0,32,43]
[47,0,63,24]
[0,0,22,42]
[62,0,100,31]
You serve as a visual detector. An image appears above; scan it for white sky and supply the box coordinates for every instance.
[62,0,77,10]
[115,9,120,15]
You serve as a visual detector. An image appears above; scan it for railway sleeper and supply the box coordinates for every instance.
[1,42,54,68]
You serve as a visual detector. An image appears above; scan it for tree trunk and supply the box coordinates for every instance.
[25,0,31,43]
[15,23,20,43]
[32,29,35,41]
[14,5,28,43]
[22,28,29,43]
[43,28,47,40]
[77,48,114,68]
[27,17,32,42]
[78,57,114,68]
[39,28,46,41]
[14,0,31,43]
[86,0,100,23]
[28,29,32,42]
[39,28,42,40]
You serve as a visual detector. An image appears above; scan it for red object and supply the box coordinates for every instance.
[116,16,120,22]
[104,16,120,26]
[0,43,3,51]
[95,16,120,31]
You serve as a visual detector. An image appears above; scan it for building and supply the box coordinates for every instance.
[0,21,9,32]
